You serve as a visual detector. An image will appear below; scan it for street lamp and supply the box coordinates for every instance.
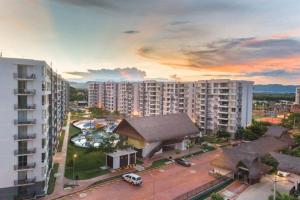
[73,154,77,186]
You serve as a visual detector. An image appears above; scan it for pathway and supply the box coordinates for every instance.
[47,112,71,198]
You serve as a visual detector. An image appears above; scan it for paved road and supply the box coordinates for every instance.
[58,149,221,200]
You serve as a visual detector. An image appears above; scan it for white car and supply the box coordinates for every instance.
[122,173,142,186]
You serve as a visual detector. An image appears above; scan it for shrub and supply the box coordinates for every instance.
[210,193,224,200]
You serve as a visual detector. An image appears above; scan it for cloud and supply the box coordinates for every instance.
[123,30,140,34]
[246,69,300,77]
[169,20,190,26]
[137,37,300,73]
[55,0,117,9]
[65,67,146,81]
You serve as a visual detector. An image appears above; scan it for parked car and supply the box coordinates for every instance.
[277,171,290,177]
[122,173,142,185]
[175,158,191,167]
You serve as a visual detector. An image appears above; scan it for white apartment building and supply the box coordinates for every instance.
[88,80,253,137]
[0,57,69,200]
[295,87,300,104]
[195,80,253,136]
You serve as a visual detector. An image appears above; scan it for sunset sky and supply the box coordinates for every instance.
[1,0,300,84]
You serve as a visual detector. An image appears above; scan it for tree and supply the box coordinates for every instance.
[210,193,224,200]
[243,129,258,141]
[293,134,300,145]
[261,153,279,172]
[268,192,297,200]
[282,113,300,128]
[216,129,231,139]
[235,127,245,139]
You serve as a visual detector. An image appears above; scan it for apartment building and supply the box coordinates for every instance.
[88,80,253,136]
[195,80,253,136]
[117,82,139,115]
[295,87,300,104]
[0,57,69,200]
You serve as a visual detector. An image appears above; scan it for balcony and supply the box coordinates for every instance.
[14,104,36,110]
[14,148,36,155]
[14,163,36,171]
[13,73,36,80]
[14,89,36,95]
[14,119,36,126]
[14,177,36,186]
[14,134,36,141]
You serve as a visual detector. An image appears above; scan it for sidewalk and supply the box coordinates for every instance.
[45,113,71,199]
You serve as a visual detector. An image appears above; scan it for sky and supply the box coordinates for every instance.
[1,0,300,84]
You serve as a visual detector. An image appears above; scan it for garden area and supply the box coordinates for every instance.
[64,124,110,180]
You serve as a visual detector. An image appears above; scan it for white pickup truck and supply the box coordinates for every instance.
[122,173,143,186]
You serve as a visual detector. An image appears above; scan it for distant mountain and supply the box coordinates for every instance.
[69,81,299,94]
[253,84,299,93]
[69,81,90,89]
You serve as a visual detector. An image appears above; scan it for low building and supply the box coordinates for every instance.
[212,126,293,184]
[106,149,137,170]
[114,113,199,158]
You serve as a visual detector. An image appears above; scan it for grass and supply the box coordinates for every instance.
[282,146,300,157]
[57,130,65,152]
[47,163,59,195]
[202,135,227,144]
[147,158,169,170]
[64,124,109,180]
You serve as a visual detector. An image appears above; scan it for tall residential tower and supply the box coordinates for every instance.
[0,57,69,199]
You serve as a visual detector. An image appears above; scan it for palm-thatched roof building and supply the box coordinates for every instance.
[212,126,294,184]
[114,113,199,158]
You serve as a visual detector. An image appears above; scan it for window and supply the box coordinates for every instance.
[18,156,27,167]
[42,153,46,163]
[42,139,46,149]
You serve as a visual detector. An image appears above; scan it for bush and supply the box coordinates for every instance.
[216,129,231,139]
[261,153,279,172]
[210,193,224,200]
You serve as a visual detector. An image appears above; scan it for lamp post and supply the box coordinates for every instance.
[73,154,77,186]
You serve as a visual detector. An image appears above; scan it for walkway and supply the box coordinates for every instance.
[46,112,71,198]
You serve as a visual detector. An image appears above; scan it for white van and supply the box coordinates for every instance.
[122,173,142,186]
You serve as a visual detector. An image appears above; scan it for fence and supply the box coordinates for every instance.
[173,172,233,200]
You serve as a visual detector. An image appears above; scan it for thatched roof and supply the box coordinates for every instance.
[212,135,292,178]
[265,126,289,138]
[114,113,199,142]
[270,152,300,175]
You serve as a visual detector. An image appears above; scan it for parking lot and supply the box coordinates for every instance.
[58,149,221,200]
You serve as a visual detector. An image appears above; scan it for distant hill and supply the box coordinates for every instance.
[69,81,299,94]
[253,84,299,93]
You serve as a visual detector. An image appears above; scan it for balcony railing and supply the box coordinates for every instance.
[14,177,36,186]
[14,163,36,170]
[14,104,36,110]
[14,134,36,140]
[14,89,36,95]
[13,73,36,80]
[14,119,36,125]
[14,148,36,155]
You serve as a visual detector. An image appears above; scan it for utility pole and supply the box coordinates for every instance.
[273,175,276,200]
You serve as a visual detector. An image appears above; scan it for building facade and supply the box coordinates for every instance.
[295,87,300,105]
[0,57,69,199]
[195,80,253,136]
[88,80,253,136]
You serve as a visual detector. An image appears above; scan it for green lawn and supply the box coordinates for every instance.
[47,163,59,194]
[147,158,169,170]
[64,124,109,180]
